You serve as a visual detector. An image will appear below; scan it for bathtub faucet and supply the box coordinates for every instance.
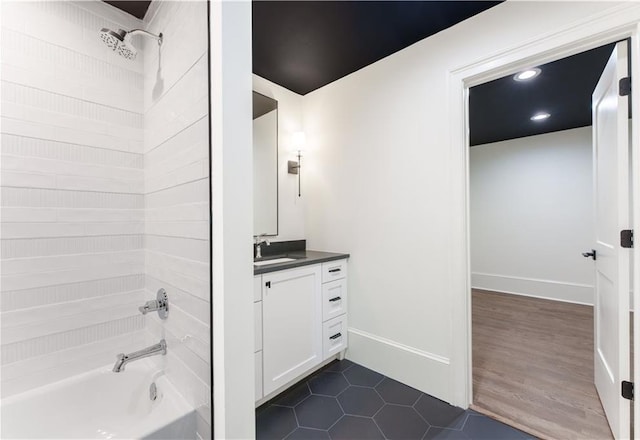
[112,339,167,373]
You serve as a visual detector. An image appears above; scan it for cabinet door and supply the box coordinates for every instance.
[262,265,322,396]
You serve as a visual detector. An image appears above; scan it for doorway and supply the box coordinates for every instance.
[467,44,619,439]
[448,22,639,440]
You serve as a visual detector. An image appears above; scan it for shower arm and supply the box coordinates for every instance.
[127,29,163,45]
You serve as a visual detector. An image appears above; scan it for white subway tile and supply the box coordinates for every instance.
[1,262,144,291]
[1,249,144,275]
[1,187,143,209]
[145,235,208,263]
[0,207,58,223]
[1,315,144,365]
[161,350,211,417]
[1,134,143,169]
[3,81,143,129]
[1,294,145,343]
[145,178,209,208]
[145,203,208,222]
[1,235,143,259]
[145,116,207,166]
[147,305,209,364]
[1,331,148,398]
[145,221,209,240]
[1,154,142,181]
[144,57,208,151]
[56,208,144,223]
[1,222,144,239]
[147,317,210,386]
[145,158,208,194]
[1,116,143,153]
[145,255,209,302]
[145,250,208,285]
[1,274,144,311]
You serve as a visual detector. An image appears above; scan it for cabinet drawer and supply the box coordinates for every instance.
[254,275,262,302]
[322,279,347,322]
[255,351,263,401]
[322,259,347,283]
[323,315,348,359]
[254,301,262,352]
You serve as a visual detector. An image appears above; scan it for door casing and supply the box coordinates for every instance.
[448,4,640,425]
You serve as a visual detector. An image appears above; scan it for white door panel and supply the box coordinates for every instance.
[592,40,631,440]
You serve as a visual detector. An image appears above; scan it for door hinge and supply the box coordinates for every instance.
[619,77,631,96]
[621,229,634,248]
[622,380,634,400]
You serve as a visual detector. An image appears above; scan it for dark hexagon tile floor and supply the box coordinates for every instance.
[256,360,536,440]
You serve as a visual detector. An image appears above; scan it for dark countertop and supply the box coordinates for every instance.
[253,250,349,275]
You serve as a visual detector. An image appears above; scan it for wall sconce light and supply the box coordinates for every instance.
[288,131,306,197]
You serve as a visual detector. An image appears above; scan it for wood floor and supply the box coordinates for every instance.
[472,289,613,440]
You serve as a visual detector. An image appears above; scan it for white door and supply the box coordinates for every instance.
[592,40,631,440]
[262,265,322,396]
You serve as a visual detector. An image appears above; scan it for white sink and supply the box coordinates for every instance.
[253,258,296,267]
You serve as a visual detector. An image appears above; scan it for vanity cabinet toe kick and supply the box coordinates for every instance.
[253,257,348,403]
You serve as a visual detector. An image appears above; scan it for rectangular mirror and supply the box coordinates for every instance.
[253,91,278,236]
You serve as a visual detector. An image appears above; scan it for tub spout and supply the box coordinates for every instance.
[112,339,166,373]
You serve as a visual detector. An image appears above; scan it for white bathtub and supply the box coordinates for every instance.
[1,360,196,439]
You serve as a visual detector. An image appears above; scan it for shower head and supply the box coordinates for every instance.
[99,28,162,61]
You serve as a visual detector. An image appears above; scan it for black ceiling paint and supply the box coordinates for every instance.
[253,1,502,95]
[469,43,616,146]
[103,1,617,146]
[103,1,151,20]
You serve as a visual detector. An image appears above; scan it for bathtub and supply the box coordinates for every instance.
[1,360,196,439]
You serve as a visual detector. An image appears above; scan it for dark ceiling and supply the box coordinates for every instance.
[253,1,502,95]
[103,1,151,20]
[469,43,615,146]
[105,1,617,146]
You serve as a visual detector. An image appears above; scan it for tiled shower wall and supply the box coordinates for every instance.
[142,1,211,437]
[0,1,147,397]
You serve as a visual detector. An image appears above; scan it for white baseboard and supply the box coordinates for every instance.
[347,327,451,404]
[471,272,593,305]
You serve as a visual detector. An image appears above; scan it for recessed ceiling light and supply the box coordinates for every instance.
[514,68,541,81]
[531,112,550,121]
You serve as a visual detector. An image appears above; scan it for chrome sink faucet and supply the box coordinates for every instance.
[255,233,271,259]
[112,339,167,373]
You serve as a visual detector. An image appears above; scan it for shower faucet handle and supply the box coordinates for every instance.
[139,288,169,319]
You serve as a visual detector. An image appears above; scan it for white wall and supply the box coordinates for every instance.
[142,1,211,438]
[253,75,305,241]
[470,127,594,305]
[0,1,147,397]
[301,1,633,404]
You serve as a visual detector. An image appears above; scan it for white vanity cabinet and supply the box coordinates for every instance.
[254,258,348,402]
[262,265,322,396]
